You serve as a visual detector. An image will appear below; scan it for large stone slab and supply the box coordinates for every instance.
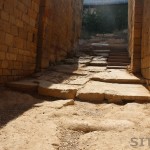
[78,59,91,65]
[92,56,107,61]
[91,69,145,84]
[77,81,150,103]
[91,43,109,47]
[37,71,71,84]
[67,76,90,85]
[107,66,127,69]
[38,81,81,99]
[80,66,106,72]
[90,43,110,50]
[37,71,90,85]
[89,60,107,66]
[76,81,105,102]
[79,56,94,59]
[78,56,93,64]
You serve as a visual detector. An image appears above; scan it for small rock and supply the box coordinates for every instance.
[50,99,75,109]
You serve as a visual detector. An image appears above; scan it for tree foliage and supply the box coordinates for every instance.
[82,4,128,34]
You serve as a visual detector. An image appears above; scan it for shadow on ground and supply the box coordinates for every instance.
[0,33,130,128]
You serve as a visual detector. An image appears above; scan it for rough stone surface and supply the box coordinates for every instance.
[51,65,89,76]
[92,56,107,61]
[89,60,107,66]
[38,81,81,99]
[91,43,109,47]
[1,91,150,150]
[91,69,145,84]
[78,57,92,64]
[68,76,90,85]
[77,81,150,103]
[80,66,106,72]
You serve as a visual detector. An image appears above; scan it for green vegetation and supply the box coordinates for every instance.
[82,4,128,36]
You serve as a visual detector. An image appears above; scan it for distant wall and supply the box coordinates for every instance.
[0,0,83,83]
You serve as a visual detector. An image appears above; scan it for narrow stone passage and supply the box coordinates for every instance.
[7,34,150,104]
[1,34,150,150]
[1,0,150,149]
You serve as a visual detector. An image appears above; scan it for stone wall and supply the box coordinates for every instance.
[37,0,83,69]
[129,0,150,90]
[0,0,40,83]
[141,0,150,90]
[0,0,83,83]
[128,0,143,73]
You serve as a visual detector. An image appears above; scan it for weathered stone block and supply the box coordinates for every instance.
[38,81,81,99]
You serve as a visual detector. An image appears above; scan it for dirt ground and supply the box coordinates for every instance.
[1,34,150,150]
[0,89,150,150]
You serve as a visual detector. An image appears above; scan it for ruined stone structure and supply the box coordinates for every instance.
[0,0,83,83]
[128,0,150,90]
[1,0,150,92]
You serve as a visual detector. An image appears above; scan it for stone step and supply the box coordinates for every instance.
[91,43,109,47]
[93,50,110,53]
[90,70,145,84]
[108,59,130,63]
[80,66,106,72]
[92,53,109,57]
[7,80,39,92]
[88,61,108,66]
[109,53,128,56]
[111,50,128,52]
[110,52,128,54]
[92,57,107,61]
[38,81,81,99]
[108,58,130,62]
[108,56,130,59]
[51,65,89,76]
[8,80,82,99]
[108,62,130,66]
[91,46,110,50]
[107,66,128,69]
[78,59,92,65]
[108,62,130,65]
[108,59,130,62]
[76,81,150,103]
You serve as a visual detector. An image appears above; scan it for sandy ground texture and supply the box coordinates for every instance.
[1,34,150,150]
[0,89,150,150]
